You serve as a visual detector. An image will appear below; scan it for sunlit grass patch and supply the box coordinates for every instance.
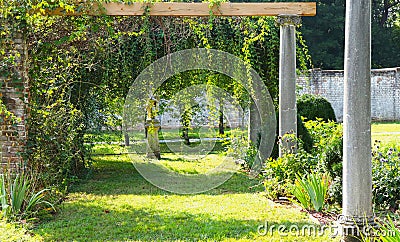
[158,153,233,174]
[372,122,400,145]
[33,151,339,241]
[0,219,43,242]
[85,127,247,143]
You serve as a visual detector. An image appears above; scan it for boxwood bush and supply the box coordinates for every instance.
[297,94,337,122]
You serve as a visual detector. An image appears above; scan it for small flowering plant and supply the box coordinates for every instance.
[372,141,400,210]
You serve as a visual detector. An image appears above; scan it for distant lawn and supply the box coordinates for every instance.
[32,147,338,241]
[371,121,400,145]
[87,121,400,146]
[85,127,246,143]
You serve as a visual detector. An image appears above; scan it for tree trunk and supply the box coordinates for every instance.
[181,109,191,145]
[219,105,224,135]
[124,133,130,146]
[182,127,190,145]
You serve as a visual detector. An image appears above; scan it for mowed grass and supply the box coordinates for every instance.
[87,122,400,146]
[371,121,400,145]
[85,128,246,143]
[26,122,400,241]
[33,150,338,241]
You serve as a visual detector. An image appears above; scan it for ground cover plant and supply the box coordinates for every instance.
[0,219,43,242]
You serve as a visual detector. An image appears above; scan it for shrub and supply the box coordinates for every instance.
[263,138,318,199]
[297,94,337,122]
[372,142,400,210]
[270,113,314,158]
[304,119,343,204]
[225,132,258,170]
[264,119,343,204]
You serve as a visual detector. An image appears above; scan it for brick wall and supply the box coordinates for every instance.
[297,68,400,121]
[0,31,29,173]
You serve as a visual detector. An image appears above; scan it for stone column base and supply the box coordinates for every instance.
[336,215,376,241]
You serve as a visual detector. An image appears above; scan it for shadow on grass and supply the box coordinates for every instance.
[72,155,263,196]
[35,202,317,241]
[159,156,197,162]
[35,154,335,241]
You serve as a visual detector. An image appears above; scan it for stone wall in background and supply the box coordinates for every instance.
[297,68,400,121]
[0,31,29,173]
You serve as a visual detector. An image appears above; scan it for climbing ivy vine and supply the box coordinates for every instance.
[0,0,311,192]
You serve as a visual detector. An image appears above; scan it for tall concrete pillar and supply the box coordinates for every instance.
[277,15,301,156]
[339,0,374,239]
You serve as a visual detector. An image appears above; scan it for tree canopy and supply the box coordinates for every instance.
[301,0,400,69]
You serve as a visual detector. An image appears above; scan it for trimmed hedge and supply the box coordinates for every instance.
[297,94,337,122]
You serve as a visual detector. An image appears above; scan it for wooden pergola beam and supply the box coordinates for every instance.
[48,2,316,17]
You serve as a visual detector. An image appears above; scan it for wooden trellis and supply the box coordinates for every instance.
[48,2,316,16]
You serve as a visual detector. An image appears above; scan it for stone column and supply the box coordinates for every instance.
[339,0,374,239]
[277,15,301,156]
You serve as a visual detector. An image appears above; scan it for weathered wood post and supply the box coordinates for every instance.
[338,0,374,239]
[145,97,161,159]
[277,15,301,156]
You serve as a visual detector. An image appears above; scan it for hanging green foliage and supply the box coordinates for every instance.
[1,0,312,192]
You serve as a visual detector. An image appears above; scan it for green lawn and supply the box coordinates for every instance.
[371,121,400,145]
[85,128,246,143]
[9,122,399,241]
[31,151,338,241]
[87,122,400,146]
[0,220,43,242]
